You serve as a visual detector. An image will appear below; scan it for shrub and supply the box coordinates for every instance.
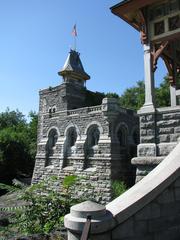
[14,175,80,235]
[111,180,127,199]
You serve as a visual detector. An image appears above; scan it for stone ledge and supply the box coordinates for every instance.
[84,167,97,172]
[132,157,164,166]
[156,106,180,114]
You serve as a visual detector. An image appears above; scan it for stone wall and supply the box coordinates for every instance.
[32,84,138,204]
[65,141,180,240]
[111,178,180,240]
[133,106,180,181]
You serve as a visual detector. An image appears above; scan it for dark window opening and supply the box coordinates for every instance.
[69,128,77,147]
[91,128,100,146]
[169,0,180,12]
[168,15,180,31]
[117,127,127,147]
[48,129,58,149]
[154,21,165,35]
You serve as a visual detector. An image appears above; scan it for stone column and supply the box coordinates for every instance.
[132,44,157,182]
[64,200,115,240]
[170,84,177,107]
[140,44,155,113]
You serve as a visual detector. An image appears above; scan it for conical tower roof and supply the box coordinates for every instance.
[58,49,90,81]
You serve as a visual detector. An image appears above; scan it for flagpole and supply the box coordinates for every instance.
[72,24,77,51]
[74,35,76,51]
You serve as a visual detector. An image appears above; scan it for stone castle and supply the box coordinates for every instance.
[32,49,139,203]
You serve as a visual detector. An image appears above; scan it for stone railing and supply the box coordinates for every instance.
[88,105,102,112]
[65,141,180,239]
[67,105,102,116]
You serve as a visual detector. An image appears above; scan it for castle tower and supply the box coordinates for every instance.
[57,49,90,110]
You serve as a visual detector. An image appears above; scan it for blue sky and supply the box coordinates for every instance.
[0,0,167,118]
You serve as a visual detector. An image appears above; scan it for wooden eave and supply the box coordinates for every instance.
[110,0,158,31]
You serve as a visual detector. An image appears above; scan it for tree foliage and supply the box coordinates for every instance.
[0,109,38,183]
[119,81,145,110]
[155,77,170,107]
[0,176,81,238]
[106,77,171,110]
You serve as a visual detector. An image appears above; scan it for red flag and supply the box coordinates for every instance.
[72,24,77,37]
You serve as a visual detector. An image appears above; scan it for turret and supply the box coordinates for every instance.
[58,49,90,87]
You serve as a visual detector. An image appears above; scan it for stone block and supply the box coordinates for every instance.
[154,225,180,240]
[158,127,174,134]
[146,114,154,121]
[140,129,147,136]
[147,129,155,135]
[148,217,168,233]
[162,113,178,120]
[174,127,180,133]
[160,202,180,217]
[141,136,155,143]
[136,168,150,176]
[174,188,180,201]
[170,134,180,142]
[134,220,148,236]
[174,178,180,187]
[156,188,174,204]
[138,144,156,157]
[112,218,134,238]
[157,143,176,156]
[140,115,146,122]
[141,122,154,128]
[157,120,180,127]
[151,202,161,219]
[158,135,170,143]
[125,236,154,240]
[90,176,98,181]
[135,203,160,221]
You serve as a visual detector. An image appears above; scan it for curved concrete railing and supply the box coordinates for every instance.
[106,141,180,224]
[65,141,180,239]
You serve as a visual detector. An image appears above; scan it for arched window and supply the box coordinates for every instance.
[47,129,58,154]
[91,128,100,146]
[49,129,58,147]
[45,128,58,166]
[49,108,52,118]
[69,128,77,147]
[117,126,127,147]
[88,126,100,147]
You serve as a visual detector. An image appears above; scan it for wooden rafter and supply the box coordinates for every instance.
[161,53,177,85]
[136,9,149,44]
[151,41,169,72]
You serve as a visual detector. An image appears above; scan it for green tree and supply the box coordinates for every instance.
[0,108,26,130]
[105,92,119,99]
[119,80,145,110]
[27,111,38,161]
[155,77,170,107]
[118,77,171,110]
[0,109,38,184]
